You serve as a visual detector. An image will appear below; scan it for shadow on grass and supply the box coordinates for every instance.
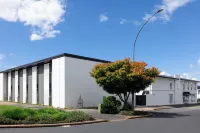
[150,112,190,118]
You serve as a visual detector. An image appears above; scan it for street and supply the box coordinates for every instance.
[1,107,200,133]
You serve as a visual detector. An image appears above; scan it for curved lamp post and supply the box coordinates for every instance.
[132,9,163,108]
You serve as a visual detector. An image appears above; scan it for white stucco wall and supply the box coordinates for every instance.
[197,89,200,99]
[8,72,11,101]
[44,63,50,106]
[14,71,18,102]
[0,73,6,101]
[32,66,37,104]
[65,57,110,108]
[52,57,66,108]
[145,77,198,106]
[22,69,27,103]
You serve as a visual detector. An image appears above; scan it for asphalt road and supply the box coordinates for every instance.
[1,107,200,133]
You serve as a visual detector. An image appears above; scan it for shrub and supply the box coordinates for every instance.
[2,108,33,120]
[122,103,133,111]
[37,108,60,114]
[0,106,94,125]
[0,116,19,124]
[100,96,121,114]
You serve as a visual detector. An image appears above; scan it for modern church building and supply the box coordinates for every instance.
[0,53,199,108]
[0,53,110,108]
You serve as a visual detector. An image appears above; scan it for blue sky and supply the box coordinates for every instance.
[0,0,200,79]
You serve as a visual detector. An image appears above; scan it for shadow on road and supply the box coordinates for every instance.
[150,112,190,118]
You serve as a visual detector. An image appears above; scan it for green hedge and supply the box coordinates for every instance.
[0,107,94,125]
[100,96,121,114]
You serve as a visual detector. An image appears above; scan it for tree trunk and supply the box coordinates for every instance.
[132,91,135,111]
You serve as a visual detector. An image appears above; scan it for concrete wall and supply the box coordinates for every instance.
[32,66,37,104]
[52,57,66,108]
[14,71,19,102]
[0,73,7,101]
[23,69,27,103]
[145,77,198,106]
[197,89,200,99]
[44,63,50,106]
[65,57,110,108]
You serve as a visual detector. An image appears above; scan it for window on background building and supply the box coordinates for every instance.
[188,82,189,90]
[169,94,173,104]
[191,83,193,90]
[191,94,196,102]
[199,90,200,94]
[170,80,172,89]
[183,82,185,90]
[177,82,179,90]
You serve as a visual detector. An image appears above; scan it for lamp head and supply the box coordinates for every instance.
[157,9,164,13]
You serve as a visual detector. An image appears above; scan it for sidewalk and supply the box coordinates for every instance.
[135,103,200,111]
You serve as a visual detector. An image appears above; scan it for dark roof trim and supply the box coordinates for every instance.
[0,53,110,73]
[158,75,199,82]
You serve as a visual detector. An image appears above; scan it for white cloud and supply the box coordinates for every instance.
[100,13,108,23]
[198,57,200,65]
[159,71,172,76]
[120,19,129,24]
[142,0,193,23]
[30,34,43,41]
[189,64,194,69]
[120,19,142,26]
[0,0,66,41]
[0,54,5,60]
[143,13,157,22]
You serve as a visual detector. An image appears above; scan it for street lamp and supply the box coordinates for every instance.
[132,9,163,109]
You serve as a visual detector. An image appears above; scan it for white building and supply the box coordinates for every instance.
[0,53,199,108]
[0,53,110,108]
[136,75,199,106]
[197,86,200,99]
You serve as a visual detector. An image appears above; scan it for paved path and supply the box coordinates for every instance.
[78,109,126,121]
[1,106,200,133]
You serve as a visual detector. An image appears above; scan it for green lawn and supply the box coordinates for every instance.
[0,105,94,125]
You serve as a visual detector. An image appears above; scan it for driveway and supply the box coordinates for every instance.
[1,106,200,133]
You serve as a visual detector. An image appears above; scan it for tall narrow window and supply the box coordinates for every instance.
[191,83,193,90]
[37,67,39,105]
[188,82,189,90]
[183,82,185,90]
[177,82,179,90]
[170,80,172,89]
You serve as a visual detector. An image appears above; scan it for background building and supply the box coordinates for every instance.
[136,75,199,106]
[197,86,200,99]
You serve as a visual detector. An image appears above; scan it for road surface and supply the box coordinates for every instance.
[1,107,200,133]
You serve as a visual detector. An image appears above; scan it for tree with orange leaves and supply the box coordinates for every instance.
[90,58,159,110]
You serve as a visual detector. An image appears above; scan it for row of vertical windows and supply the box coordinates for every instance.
[170,80,197,90]
[4,63,52,104]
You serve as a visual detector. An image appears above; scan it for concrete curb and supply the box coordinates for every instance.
[126,114,152,119]
[0,119,108,128]
[111,114,152,121]
[153,107,172,110]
